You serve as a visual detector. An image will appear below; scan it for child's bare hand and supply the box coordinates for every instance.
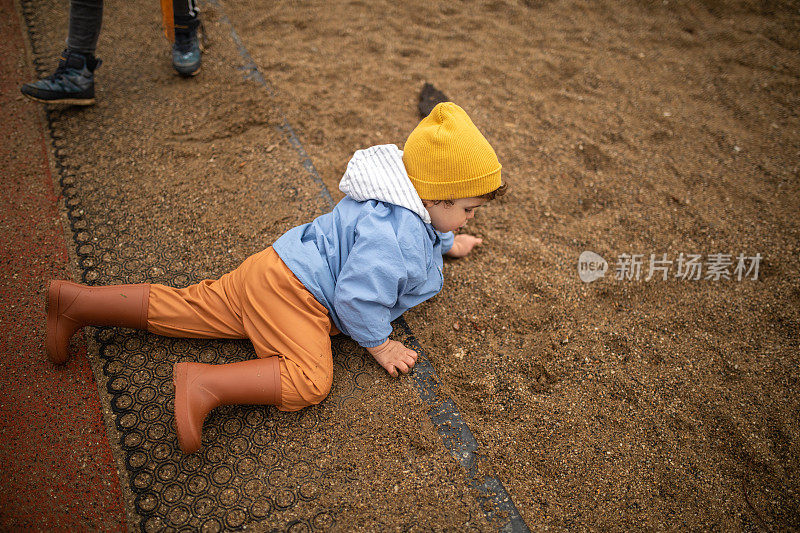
[445,234,483,258]
[366,339,418,377]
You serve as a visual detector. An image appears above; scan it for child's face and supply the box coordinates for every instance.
[424,197,487,233]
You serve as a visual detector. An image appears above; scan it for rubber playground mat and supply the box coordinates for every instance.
[19,0,526,530]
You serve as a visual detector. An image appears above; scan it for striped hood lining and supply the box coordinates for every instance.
[338,144,431,224]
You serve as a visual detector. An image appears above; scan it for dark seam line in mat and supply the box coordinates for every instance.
[209,2,530,530]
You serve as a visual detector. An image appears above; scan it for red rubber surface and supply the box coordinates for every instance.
[0,1,126,530]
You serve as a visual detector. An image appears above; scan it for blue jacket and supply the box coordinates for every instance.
[273,145,454,347]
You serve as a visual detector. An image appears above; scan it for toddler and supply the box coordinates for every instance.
[46,102,506,453]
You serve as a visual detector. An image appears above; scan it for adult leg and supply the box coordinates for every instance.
[170,0,201,76]
[66,0,104,56]
[172,0,198,18]
[19,0,103,105]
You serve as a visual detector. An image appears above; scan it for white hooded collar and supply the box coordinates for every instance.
[338,144,431,224]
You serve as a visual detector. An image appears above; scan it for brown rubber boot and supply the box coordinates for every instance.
[46,280,150,364]
[173,357,282,453]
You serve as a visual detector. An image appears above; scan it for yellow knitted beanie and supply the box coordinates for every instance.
[403,102,502,200]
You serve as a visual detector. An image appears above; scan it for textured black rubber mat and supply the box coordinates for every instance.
[98,330,402,531]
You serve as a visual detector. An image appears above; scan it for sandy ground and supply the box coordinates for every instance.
[220,0,800,529]
[12,0,800,529]
[18,0,498,529]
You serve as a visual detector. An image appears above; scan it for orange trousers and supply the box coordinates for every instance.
[146,247,338,412]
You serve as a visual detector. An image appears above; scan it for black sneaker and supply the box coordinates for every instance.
[20,49,101,105]
[172,15,202,77]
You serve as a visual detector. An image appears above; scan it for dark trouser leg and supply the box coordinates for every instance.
[66,0,103,56]
[172,0,198,18]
